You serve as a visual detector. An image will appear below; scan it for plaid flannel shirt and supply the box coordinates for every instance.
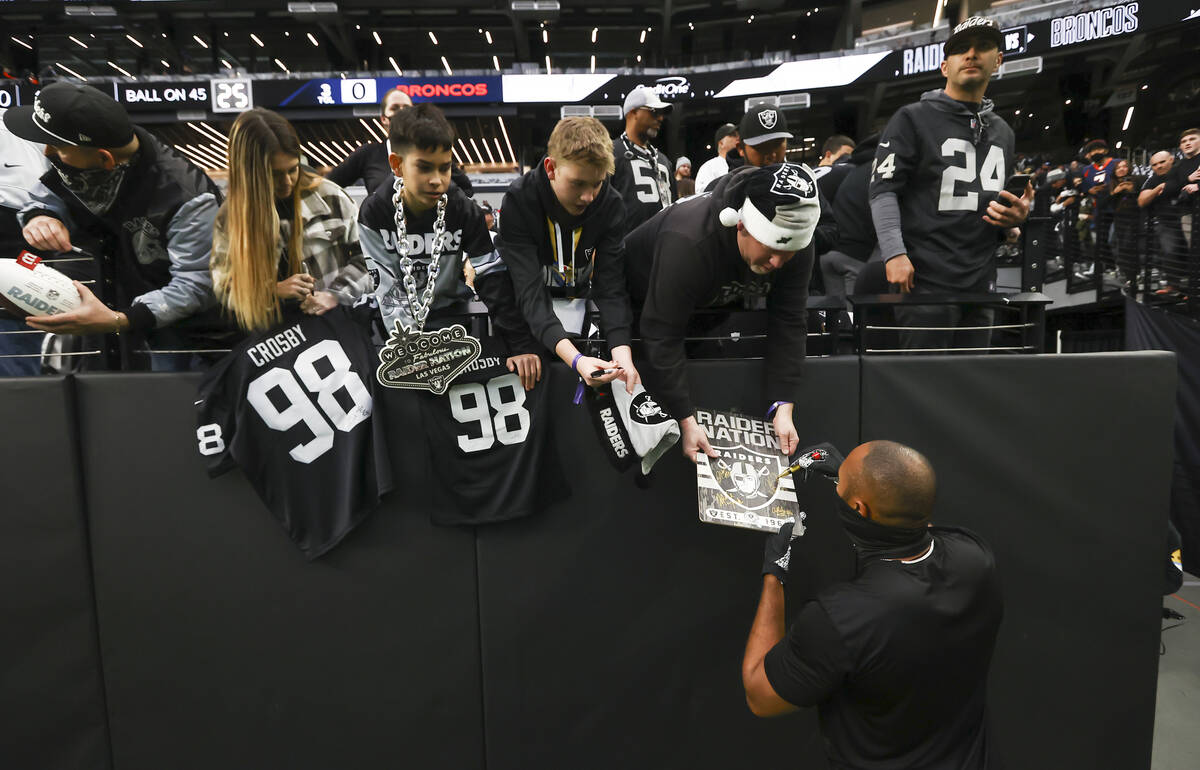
[279,178,370,304]
[213,177,370,307]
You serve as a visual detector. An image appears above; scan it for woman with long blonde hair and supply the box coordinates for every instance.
[212,108,368,331]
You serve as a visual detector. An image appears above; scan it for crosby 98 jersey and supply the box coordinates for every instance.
[421,334,566,525]
[195,307,392,558]
[869,89,1015,292]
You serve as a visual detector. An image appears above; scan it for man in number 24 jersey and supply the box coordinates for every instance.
[869,16,1030,351]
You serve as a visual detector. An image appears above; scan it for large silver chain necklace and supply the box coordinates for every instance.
[391,175,448,331]
[377,176,481,395]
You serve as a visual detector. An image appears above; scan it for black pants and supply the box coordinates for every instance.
[891,283,995,353]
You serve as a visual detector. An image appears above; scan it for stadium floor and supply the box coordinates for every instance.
[1153,577,1200,769]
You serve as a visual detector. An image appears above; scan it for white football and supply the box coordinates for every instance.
[0,257,82,317]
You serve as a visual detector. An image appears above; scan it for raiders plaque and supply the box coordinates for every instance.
[376,322,481,395]
[694,408,804,534]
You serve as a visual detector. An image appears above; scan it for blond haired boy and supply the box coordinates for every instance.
[495,117,639,392]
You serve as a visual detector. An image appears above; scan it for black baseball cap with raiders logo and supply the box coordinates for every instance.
[944,16,1004,55]
[3,82,134,148]
[738,105,794,147]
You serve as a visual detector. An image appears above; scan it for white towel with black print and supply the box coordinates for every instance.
[612,383,680,474]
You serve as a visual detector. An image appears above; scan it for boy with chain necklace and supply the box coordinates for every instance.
[357,104,541,390]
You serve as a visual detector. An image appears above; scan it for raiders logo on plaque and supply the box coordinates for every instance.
[376,322,482,395]
[694,408,804,534]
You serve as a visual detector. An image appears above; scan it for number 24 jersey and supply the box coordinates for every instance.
[869,89,1015,292]
[195,307,393,559]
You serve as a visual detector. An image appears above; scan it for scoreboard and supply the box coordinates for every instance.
[256,76,501,108]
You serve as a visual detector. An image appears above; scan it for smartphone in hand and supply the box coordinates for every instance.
[1003,174,1032,199]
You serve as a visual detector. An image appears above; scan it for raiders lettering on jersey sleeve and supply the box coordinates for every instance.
[195,307,393,559]
[420,335,567,525]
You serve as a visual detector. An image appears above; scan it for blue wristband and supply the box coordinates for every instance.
[571,353,584,373]
[766,400,791,420]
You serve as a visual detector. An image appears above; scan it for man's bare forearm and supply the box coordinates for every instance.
[742,576,788,715]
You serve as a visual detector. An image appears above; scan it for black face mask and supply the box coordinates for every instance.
[836,495,932,565]
[50,153,135,217]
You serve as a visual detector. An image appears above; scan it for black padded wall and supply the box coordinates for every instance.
[474,358,859,770]
[860,353,1176,770]
[74,375,484,770]
[0,353,1176,770]
[0,377,110,770]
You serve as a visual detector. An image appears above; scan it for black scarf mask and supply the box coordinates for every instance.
[51,153,137,217]
[837,496,933,568]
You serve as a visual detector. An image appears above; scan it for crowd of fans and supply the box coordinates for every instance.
[1019,130,1200,298]
[4,44,1193,379]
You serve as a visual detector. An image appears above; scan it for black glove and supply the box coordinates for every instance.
[763,521,798,585]
[790,442,845,481]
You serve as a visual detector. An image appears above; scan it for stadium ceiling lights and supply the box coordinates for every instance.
[107,60,134,78]
[10,36,33,51]
[55,62,87,80]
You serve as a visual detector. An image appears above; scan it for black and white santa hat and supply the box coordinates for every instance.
[718,163,821,252]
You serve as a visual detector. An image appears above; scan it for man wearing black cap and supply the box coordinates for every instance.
[694,123,740,194]
[737,104,838,259]
[737,104,793,169]
[626,163,821,462]
[743,440,1003,770]
[869,16,1029,351]
[611,85,674,236]
[4,82,224,369]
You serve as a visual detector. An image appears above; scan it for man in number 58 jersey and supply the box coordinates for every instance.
[869,16,1029,351]
[195,307,392,559]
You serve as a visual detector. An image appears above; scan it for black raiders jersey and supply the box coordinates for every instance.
[195,306,393,558]
[358,182,499,332]
[420,334,566,525]
[611,133,673,235]
[869,90,1015,292]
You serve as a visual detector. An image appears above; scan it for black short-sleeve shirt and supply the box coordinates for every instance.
[765,527,1003,770]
